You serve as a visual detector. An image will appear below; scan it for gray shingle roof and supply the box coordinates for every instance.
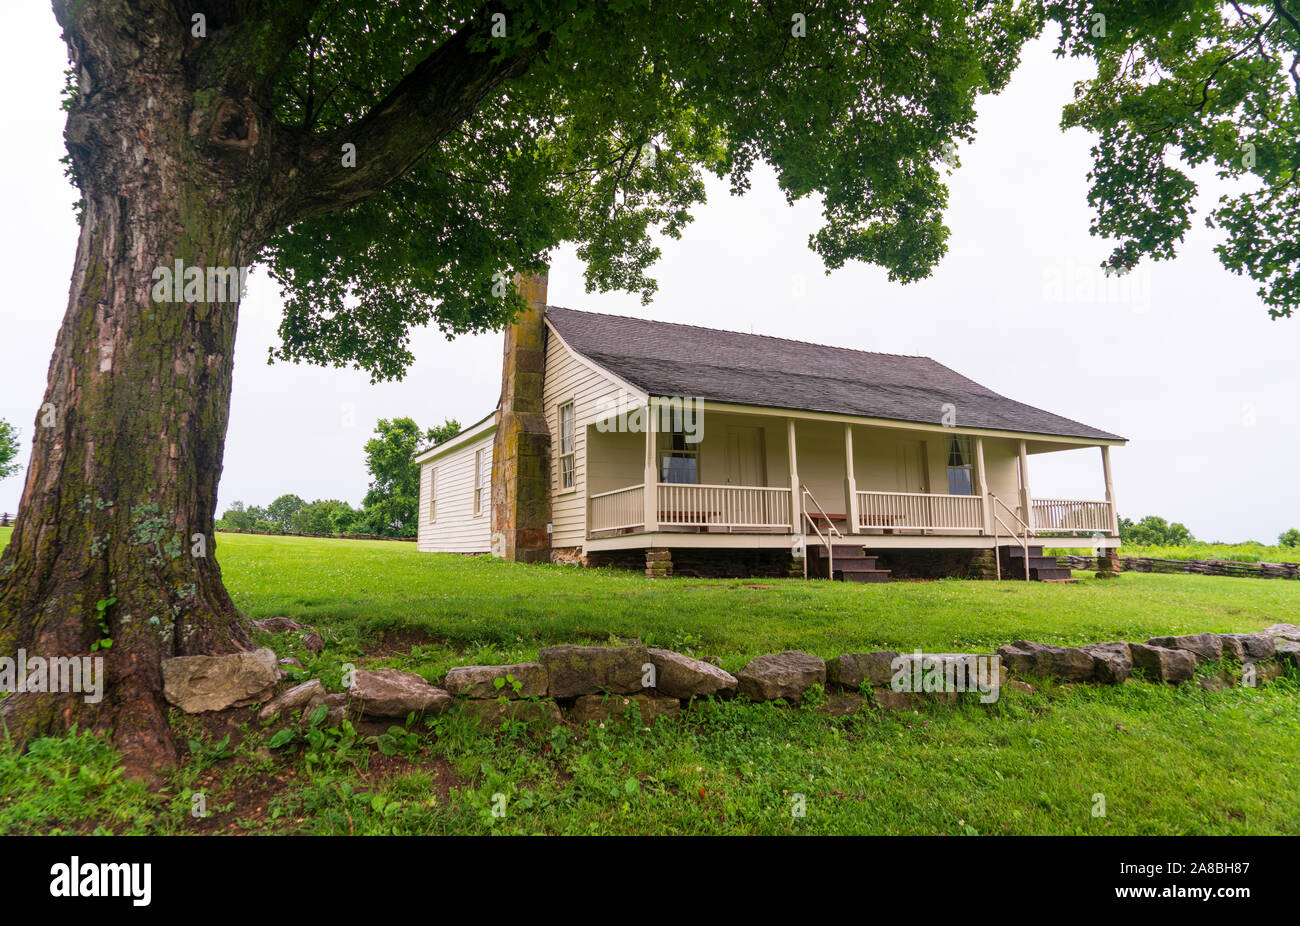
[545,306,1124,442]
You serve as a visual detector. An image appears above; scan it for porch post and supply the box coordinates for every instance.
[1017,439,1033,530]
[843,423,859,534]
[643,399,658,533]
[1100,444,1118,536]
[788,418,801,533]
[972,435,990,535]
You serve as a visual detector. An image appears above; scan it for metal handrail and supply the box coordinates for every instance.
[989,493,1030,581]
[800,484,843,580]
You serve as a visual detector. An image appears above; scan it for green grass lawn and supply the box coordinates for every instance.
[211,531,1300,678]
[2,526,1298,835]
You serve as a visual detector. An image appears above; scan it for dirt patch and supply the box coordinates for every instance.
[370,626,453,658]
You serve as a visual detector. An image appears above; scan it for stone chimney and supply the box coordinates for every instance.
[490,271,552,563]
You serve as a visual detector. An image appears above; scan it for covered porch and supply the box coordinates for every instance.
[584,400,1120,550]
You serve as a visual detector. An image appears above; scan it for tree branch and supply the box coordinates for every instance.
[201,0,330,99]
[277,7,553,225]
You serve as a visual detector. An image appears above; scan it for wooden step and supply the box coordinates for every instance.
[1004,555,1061,571]
[825,555,879,569]
[807,543,868,559]
[1000,544,1045,558]
[835,569,891,583]
[808,555,879,579]
[1030,566,1073,581]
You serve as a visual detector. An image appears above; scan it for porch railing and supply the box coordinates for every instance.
[856,490,984,532]
[587,484,645,534]
[1031,498,1113,534]
[589,484,1116,538]
[657,483,792,529]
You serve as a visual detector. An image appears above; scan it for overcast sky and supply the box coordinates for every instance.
[2,5,1296,544]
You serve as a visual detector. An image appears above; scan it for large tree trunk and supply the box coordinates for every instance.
[0,2,271,778]
[1,1,543,779]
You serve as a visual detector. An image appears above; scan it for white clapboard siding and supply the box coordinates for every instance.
[543,326,640,549]
[417,429,494,553]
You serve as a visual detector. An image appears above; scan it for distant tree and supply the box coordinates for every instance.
[216,501,254,531]
[0,419,20,480]
[291,499,363,535]
[426,419,462,448]
[245,505,274,532]
[266,494,307,531]
[1279,529,1300,549]
[1121,515,1195,547]
[363,417,459,537]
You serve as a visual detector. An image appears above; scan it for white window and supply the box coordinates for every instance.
[946,436,974,496]
[474,449,485,516]
[559,401,575,489]
[428,467,438,522]
[658,429,699,484]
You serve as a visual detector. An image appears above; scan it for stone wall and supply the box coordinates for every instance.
[203,623,1300,731]
[1060,553,1300,580]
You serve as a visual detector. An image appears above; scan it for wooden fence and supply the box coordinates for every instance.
[0,515,413,542]
[217,528,416,542]
[1058,554,1299,580]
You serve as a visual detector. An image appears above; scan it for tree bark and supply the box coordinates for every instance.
[0,1,268,778]
[0,1,546,779]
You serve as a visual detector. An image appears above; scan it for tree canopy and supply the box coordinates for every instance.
[1119,514,1196,546]
[1053,0,1300,315]
[363,417,460,535]
[0,420,19,481]
[248,0,1042,380]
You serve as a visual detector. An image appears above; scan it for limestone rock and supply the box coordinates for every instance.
[1275,639,1300,669]
[444,663,548,699]
[826,651,899,690]
[348,669,451,719]
[995,641,1094,682]
[162,647,279,713]
[1129,644,1197,683]
[736,651,826,703]
[569,693,680,724]
[892,653,1005,690]
[1263,623,1300,643]
[258,678,326,722]
[1145,633,1222,662]
[301,691,354,727]
[1218,632,1275,661]
[1078,641,1133,684]
[647,648,737,698]
[538,644,651,699]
